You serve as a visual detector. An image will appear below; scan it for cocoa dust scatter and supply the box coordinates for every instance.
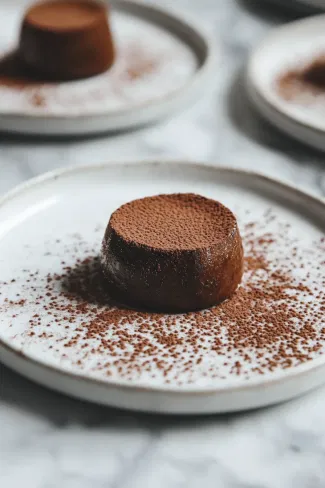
[122,46,158,81]
[0,51,48,108]
[277,55,325,100]
[30,92,46,107]
[0,45,161,109]
[0,212,324,386]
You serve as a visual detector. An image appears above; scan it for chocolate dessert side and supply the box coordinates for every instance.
[19,0,115,81]
[101,193,244,313]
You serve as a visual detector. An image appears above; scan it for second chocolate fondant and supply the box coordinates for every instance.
[19,0,115,81]
[101,193,244,313]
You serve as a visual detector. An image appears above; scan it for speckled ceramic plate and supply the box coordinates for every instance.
[0,162,324,414]
[247,15,325,151]
[0,0,215,135]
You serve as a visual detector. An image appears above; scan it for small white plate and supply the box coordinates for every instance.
[0,161,324,414]
[0,0,215,135]
[247,15,325,151]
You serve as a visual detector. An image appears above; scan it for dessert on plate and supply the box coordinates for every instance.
[101,193,244,313]
[19,0,115,80]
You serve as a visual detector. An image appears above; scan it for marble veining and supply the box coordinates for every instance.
[0,1,325,487]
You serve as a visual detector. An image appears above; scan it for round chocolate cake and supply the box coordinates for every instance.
[19,0,115,81]
[101,193,244,313]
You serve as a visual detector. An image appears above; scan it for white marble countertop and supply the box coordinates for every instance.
[1,1,325,487]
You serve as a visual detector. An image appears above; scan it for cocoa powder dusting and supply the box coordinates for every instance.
[123,45,158,81]
[277,54,325,100]
[0,51,50,108]
[0,44,160,109]
[110,193,236,250]
[0,210,324,386]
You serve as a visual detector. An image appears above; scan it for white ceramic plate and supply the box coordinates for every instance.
[0,161,324,414]
[0,0,215,135]
[247,15,325,151]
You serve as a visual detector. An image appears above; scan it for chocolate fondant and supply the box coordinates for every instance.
[101,193,244,313]
[19,0,115,81]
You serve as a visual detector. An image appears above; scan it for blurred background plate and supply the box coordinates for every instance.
[0,0,215,136]
[247,14,325,151]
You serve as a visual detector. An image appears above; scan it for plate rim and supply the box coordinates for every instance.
[246,74,325,151]
[0,159,324,395]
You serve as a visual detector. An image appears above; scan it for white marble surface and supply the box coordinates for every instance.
[0,1,325,487]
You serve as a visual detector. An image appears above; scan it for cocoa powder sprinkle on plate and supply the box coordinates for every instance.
[0,211,324,387]
[277,54,325,101]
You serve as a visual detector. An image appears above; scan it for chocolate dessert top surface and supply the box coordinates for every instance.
[109,193,237,251]
[25,0,104,31]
